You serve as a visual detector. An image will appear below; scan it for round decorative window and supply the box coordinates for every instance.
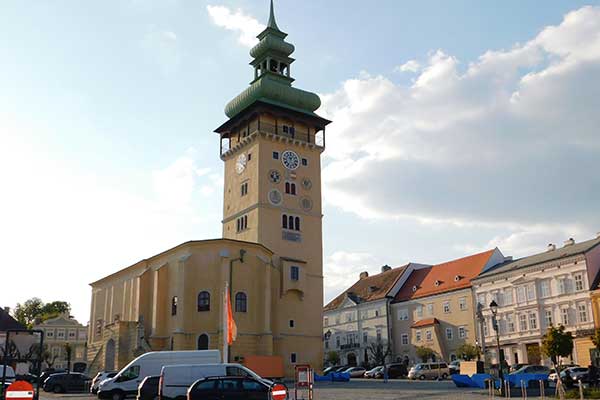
[300,197,313,211]
[301,177,312,190]
[269,169,281,184]
[268,189,282,206]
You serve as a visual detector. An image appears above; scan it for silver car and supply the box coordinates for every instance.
[408,362,450,380]
[344,367,367,378]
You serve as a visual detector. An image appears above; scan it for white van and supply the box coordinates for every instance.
[159,363,266,400]
[98,350,220,400]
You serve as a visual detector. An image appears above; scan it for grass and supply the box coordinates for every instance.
[565,388,600,399]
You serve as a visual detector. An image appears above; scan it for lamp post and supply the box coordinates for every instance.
[489,300,504,388]
[476,302,486,362]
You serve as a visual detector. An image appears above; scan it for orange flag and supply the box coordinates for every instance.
[226,290,237,345]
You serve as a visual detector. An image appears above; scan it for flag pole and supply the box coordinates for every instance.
[223,282,228,363]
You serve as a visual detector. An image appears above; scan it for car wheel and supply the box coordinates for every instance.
[419,375,425,380]
[53,385,64,394]
[441,373,448,380]
[111,391,124,400]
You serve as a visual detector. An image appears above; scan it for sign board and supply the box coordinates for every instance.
[271,384,287,400]
[295,365,312,388]
[6,381,34,400]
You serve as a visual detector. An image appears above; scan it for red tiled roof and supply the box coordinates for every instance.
[324,265,408,311]
[394,249,496,302]
[411,318,439,328]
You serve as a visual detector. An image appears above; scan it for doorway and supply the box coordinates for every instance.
[105,339,115,371]
[197,334,209,350]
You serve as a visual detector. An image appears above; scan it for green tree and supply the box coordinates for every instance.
[325,351,340,366]
[367,340,391,366]
[13,298,71,328]
[456,343,481,361]
[41,301,71,321]
[415,346,436,363]
[591,328,600,351]
[542,325,573,399]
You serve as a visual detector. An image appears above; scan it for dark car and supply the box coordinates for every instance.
[188,376,285,400]
[42,372,91,393]
[375,363,407,379]
[137,375,160,400]
[39,369,66,383]
[15,373,38,384]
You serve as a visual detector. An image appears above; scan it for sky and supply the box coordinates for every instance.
[1,0,600,324]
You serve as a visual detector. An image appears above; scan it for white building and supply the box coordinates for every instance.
[472,235,600,367]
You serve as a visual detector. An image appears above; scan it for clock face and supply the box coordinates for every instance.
[236,154,247,174]
[281,150,300,170]
[269,170,281,184]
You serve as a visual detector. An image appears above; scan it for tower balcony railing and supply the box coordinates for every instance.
[255,122,325,147]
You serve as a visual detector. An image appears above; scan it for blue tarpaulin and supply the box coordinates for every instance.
[313,372,351,382]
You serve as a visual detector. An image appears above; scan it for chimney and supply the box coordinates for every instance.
[563,238,575,247]
[504,256,513,262]
[359,271,369,280]
[547,243,556,252]
[381,265,392,273]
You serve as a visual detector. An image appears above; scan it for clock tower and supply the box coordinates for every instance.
[214,0,330,374]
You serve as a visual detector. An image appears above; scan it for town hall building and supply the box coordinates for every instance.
[87,1,330,378]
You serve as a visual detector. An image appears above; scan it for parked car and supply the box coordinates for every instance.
[510,364,528,373]
[187,376,286,400]
[385,363,408,379]
[333,365,350,373]
[364,366,383,379]
[159,363,267,400]
[39,369,66,383]
[15,373,38,384]
[42,372,91,393]
[343,367,366,378]
[137,376,159,400]
[510,365,551,375]
[92,371,118,394]
[0,366,16,384]
[408,362,450,380]
[560,367,589,382]
[322,366,338,375]
[449,360,460,375]
[549,365,581,382]
[98,350,221,400]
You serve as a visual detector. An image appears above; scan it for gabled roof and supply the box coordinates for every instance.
[0,308,25,331]
[324,265,409,312]
[411,318,439,328]
[394,249,499,302]
[36,315,83,327]
[477,236,600,279]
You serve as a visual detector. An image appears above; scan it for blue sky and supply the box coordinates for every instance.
[1,0,600,323]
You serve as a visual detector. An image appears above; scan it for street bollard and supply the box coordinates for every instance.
[578,380,584,400]
[520,380,527,400]
[505,380,511,399]
[539,380,544,400]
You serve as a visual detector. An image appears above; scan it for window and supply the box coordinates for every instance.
[376,328,382,342]
[120,365,140,382]
[247,153,252,161]
[426,330,432,341]
[272,151,279,160]
[416,330,422,342]
[446,328,453,340]
[529,312,537,330]
[401,334,409,345]
[301,158,308,166]
[427,303,434,316]
[360,311,368,320]
[290,266,299,281]
[240,182,248,196]
[459,326,467,339]
[198,291,210,312]
[483,320,489,337]
[527,284,536,301]
[57,329,65,339]
[507,314,515,333]
[285,182,297,195]
[363,332,368,344]
[171,296,178,316]
[416,305,423,318]
[477,293,486,306]
[558,278,568,295]
[517,286,526,303]
[345,312,352,322]
[544,309,553,327]
[324,317,328,326]
[504,289,513,305]
[519,314,527,331]
[290,353,297,363]
[325,340,329,349]
[561,307,569,325]
[335,315,341,324]
[336,336,340,348]
[46,330,54,338]
[242,379,264,392]
[282,214,301,231]
[374,309,380,317]
[578,303,588,323]
[235,293,247,313]
[443,301,450,314]
[236,215,248,232]
[398,309,409,321]
[459,297,467,311]
[540,280,551,298]
[289,320,295,328]
[575,274,584,291]
[68,330,76,338]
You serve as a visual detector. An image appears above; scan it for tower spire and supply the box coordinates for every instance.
[267,0,280,31]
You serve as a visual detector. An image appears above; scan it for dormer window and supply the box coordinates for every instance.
[412,286,418,292]
[434,280,441,287]
[454,275,462,282]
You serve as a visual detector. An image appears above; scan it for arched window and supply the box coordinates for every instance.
[295,217,300,231]
[171,296,178,316]
[197,334,209,350]
[198,291,210,312]
[282,214,288,229]
[288,215,294,230]
[291,183,296,195]
[235,292,247,313]
[285,182,290,193]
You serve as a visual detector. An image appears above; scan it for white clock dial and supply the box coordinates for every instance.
[236,154,247,174]
[281,150,300,170]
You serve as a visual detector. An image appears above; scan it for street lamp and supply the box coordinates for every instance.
[489,300,504,386]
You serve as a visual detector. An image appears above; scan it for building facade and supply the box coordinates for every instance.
[34,314,88,370]
[88,2,329,378]
[391,249,506,364]
[322,264,428,367]
[473,236,600,367]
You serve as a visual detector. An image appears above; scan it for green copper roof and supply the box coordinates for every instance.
[224,0,321,119]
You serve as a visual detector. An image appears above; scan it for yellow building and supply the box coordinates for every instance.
[34,314,88,370]
[87,1,330,378]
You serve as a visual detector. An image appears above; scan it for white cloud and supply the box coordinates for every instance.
[319,6,600,241]
[323,251,384,304]
[142,29,181,76]
[395,59,421,73]
[206,5,264,48]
